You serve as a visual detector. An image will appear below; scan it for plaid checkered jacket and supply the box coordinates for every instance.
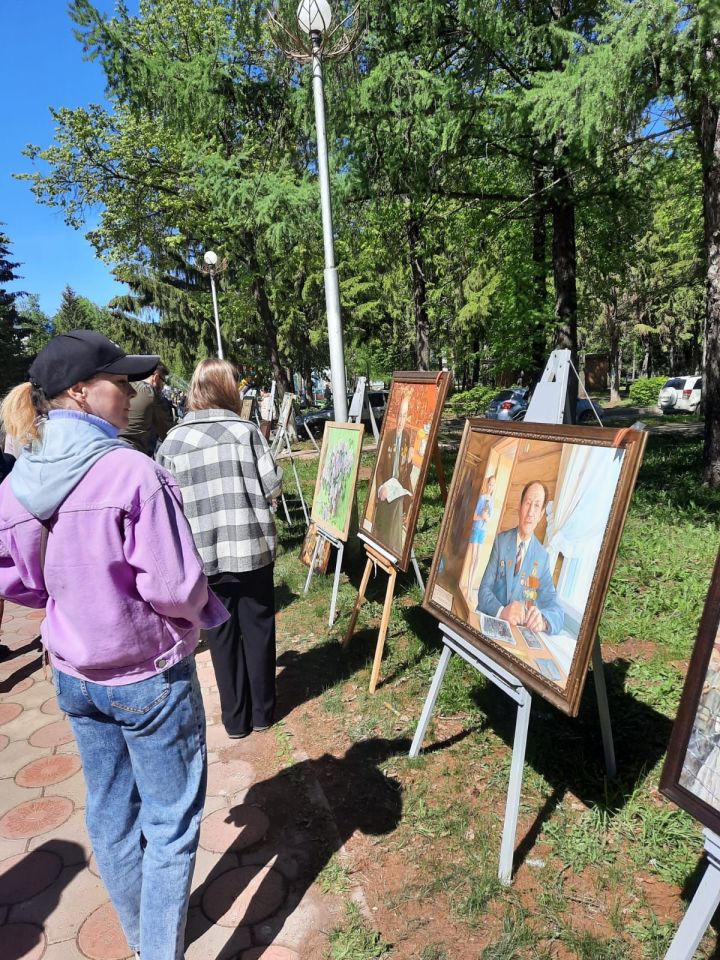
[156,409,283,575]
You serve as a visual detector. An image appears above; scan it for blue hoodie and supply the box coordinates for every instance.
[10,410,129,520]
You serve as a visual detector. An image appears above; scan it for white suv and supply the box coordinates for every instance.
[658,376,703,415]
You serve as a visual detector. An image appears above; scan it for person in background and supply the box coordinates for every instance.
[120,361,173,455]
[157,359,282,740]
[0,330,227,960]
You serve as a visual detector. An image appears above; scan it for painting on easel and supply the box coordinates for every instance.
[361,371,451,571]
[661,551,720,833]
[311,421,365,542]
[300,522,332,574]
[423,420,647,715]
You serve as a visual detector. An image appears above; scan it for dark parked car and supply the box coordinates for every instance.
[296,390,388,439]
[484,388,603,424]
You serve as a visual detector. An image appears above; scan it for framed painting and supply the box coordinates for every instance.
[423,419,647,715]
[660,551,720,833]
[300,521,332,574]
[311,421,365,542]
[361,370,451,572]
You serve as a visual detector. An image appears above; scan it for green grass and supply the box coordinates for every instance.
[326,902,392,959]
[274,428,720,958]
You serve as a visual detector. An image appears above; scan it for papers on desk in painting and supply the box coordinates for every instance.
[480,614,515,644]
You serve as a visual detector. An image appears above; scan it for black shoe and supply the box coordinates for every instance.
[226,729,251,739]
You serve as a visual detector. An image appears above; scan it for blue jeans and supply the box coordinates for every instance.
[54,657,206,960]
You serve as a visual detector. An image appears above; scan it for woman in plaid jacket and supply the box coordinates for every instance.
[157,359,283,739]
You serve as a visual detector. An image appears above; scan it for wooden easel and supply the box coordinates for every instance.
[343,442,447,693]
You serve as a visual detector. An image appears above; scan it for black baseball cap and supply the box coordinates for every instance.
[29,330,160,399]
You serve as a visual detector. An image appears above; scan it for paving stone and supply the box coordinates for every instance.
[0,849,63,904]
[0,703,23,726]
[241,948,299,960]
[0,740,52,780]
[201,865,286,927]
[40,697,62,717]
[0,835,29,861]
[11,688,54,718]
[207,759,256,798]
[12,863,106,944]
[16,755,82,789]
[0,675,35,695]
[184,904,251,960]
[27,810,92,863]
[0,779,43,818]
[29,719,75,749]
[205,723,242,751]
[252,883,333,950]
[42,939,88,960]
[2,709,59,744]
[0,796,74,840]
[0,652,40,677]
[0,922,46,960]
[200,805,269,854]
[77,901,132,960]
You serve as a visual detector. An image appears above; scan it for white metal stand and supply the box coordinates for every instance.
[272,423,309,527]
[302,421,321,452]
[304,526,345,627]
[409,625,614,884]
[349,376,379,441]
[665,831,720,959]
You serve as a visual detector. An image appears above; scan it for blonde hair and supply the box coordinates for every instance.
[0,382,58,445]
[187,359,242,415]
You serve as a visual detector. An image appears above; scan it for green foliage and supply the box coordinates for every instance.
[447,385,501,418]
[628,376,667,407]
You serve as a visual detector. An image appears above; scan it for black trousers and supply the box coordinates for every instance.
[206,564,276,736]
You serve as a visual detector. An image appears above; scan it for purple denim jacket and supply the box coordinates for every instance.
[0,444,228,685]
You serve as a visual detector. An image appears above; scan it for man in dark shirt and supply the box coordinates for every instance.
[120,362,173,455]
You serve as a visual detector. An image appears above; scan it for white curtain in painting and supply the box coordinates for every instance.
[545,446,623,559]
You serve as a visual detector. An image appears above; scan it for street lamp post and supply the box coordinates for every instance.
[202,250,225,360]
[270,1,362,423]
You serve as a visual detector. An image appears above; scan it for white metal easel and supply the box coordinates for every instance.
[271,393,309,526]
[349,376,380,442]
[409,349,616,885]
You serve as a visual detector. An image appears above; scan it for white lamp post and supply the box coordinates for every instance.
[270,2,362,423]
[297,0,347,420]
[203,250,224,360]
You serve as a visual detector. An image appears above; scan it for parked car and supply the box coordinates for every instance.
[296,390,388,439]
[657,375,703,415]
[484,388,604,424]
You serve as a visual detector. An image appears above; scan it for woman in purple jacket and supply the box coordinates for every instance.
[0,331,227,960]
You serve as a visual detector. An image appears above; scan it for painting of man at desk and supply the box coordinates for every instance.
[424,420,646,714]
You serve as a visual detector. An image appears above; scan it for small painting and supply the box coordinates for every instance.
[311,421,365,542]
[361,371,451,571]
[300,521,332,574]
[423,419,647,715]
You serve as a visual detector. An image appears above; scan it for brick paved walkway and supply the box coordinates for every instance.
[0,602,345,959]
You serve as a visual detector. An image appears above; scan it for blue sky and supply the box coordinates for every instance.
[1,1,133,316]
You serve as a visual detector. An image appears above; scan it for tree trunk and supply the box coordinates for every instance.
[247,244,291,396]
[552,167,578,421]
[407,215,430,370]
[606,295,621,403]
[699,95,720,486]
[530,165,549,384]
